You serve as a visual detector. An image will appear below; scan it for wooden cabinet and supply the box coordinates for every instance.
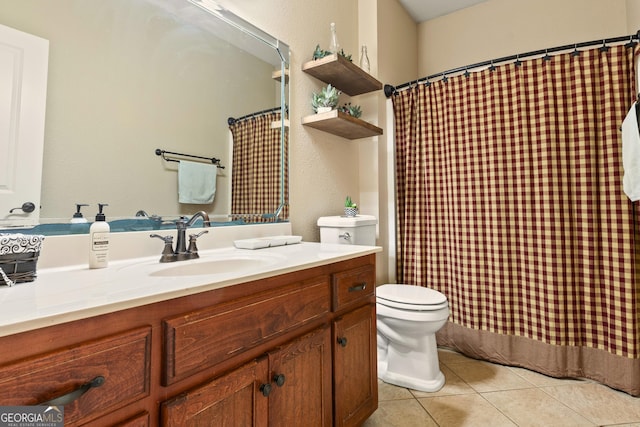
[162,327,333,427]
[116,412,150,427]
[331,263,378,426]
[0,327,151,426]
[0,254,377,426]
[267,326,333,426]
[334,306,378,427]
[161,358,269,426]
[162,275,330,385]
[302,53,383,140]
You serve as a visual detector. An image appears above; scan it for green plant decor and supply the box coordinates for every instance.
[345,196,357,208]
[338,102,362,118]
[311,84,341,112]
[338,49,352,62]
[312,44,352,62]
[313,44,331,60]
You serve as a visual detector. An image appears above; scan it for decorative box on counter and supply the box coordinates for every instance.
[0,234,44,287]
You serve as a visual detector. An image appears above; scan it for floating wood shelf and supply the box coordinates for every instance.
[302,110,383,140]
[272,68,289,84]
[302,53,382,96]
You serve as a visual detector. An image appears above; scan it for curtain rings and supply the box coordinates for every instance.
[571,43,580,57]
[599,39,610,53]
[625,35,637,49]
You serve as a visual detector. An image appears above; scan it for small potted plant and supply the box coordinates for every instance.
[344,196,358,217]
[312,44,353,62]
[312,84,341,114]
[338,102,362,118]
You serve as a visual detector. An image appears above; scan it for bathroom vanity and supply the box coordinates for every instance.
[0,241,379,426]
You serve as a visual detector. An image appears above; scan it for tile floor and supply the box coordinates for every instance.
[363,348,640,427]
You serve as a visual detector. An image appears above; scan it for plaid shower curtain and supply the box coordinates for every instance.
[229,112,289,223]
[392,44,640,395]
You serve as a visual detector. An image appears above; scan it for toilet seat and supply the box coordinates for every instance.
[377,284,448,311]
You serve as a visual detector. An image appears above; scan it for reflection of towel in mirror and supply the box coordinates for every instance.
[178,161,217,204]
[622,102,640,201]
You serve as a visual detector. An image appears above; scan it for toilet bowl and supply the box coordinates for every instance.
[376,284,449,392]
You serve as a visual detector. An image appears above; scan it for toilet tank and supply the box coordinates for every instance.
[317,215,377,246]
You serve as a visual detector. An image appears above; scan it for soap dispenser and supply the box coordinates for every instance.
[89,203,110,269]
[70,203,89,234]
[71,203,89,223]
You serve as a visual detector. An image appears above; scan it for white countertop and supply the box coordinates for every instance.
[0,242,381,337]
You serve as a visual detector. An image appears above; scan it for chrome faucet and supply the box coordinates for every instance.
[150,211,210,262]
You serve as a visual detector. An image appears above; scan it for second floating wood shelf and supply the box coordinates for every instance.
[302,110,383,140]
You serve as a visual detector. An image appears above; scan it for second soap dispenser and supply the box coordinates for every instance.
[89,203,110,269]
[70,203,89,234]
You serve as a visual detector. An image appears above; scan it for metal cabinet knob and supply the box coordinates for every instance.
[273,373,286,387]
[260,383,272,397]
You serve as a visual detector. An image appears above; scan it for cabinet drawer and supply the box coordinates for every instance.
[0,327,151,426]
[332,265,375,311]
[163,276,330,385]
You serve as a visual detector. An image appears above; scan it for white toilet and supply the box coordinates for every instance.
[376,284,449,392]
[317,215,449,392]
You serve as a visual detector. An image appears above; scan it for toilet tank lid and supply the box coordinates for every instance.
[317,215,377,227]
[377,284,447,305]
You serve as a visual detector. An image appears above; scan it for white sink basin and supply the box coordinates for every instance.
[146,251,286,277]
[151,258,262,277]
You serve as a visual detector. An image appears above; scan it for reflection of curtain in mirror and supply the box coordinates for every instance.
[229,112,289,223]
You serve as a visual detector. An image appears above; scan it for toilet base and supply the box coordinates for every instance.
[377,329,446,393]
[380,368,445,393]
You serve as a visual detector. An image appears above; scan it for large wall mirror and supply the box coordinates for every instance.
[0,0,289,235]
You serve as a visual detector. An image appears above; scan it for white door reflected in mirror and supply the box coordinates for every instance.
[0,23,48,228]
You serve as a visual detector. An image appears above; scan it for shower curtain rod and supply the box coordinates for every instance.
[384,32,640,97]
[227,106,285,125]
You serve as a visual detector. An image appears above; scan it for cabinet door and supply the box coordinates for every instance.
[161,358,269,427]
[268,326,332,427]
[333,305,378,427]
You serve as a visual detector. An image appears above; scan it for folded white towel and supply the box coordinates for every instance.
[178,160,218,205]
[622,102,640,201]
[178,161,217,204]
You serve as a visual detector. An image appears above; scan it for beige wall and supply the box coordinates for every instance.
[627,0,640,32]
[418,0,630,77]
